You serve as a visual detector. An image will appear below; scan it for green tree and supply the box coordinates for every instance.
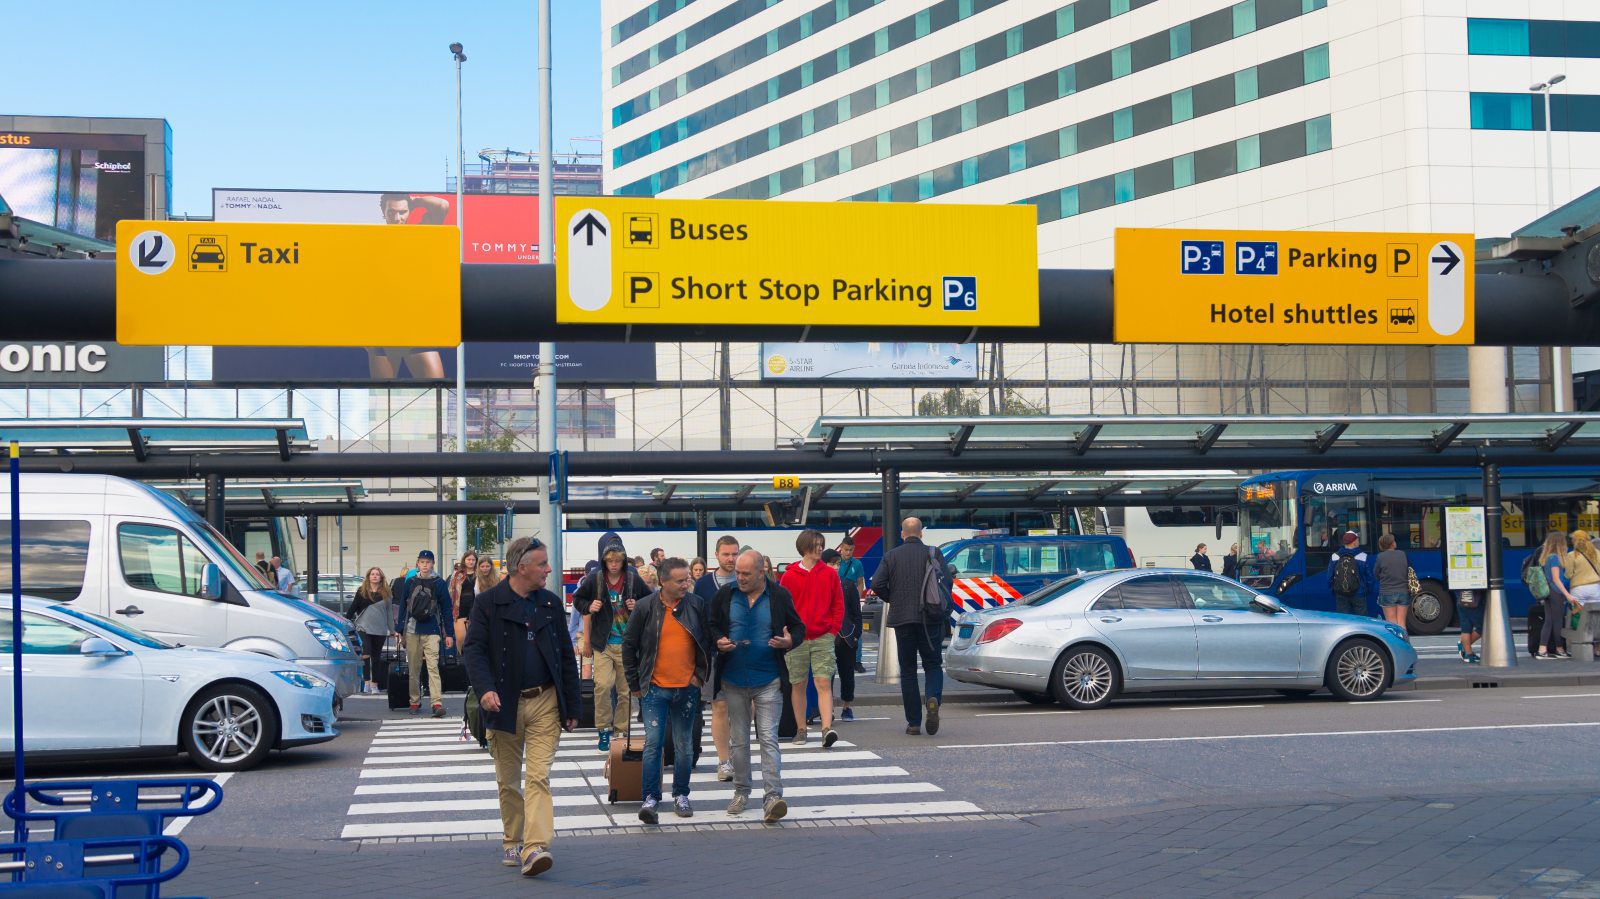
[916,388,981,416]
[444,431,520,551]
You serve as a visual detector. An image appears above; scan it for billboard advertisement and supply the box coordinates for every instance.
[209,343,652,385]
[0,342,165,384]
[760,343,978,381]
[0,131,146,241]
[213,188,539,263]
[210,188,655,383]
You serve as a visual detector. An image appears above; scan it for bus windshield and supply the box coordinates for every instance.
[1237,480,1298,589]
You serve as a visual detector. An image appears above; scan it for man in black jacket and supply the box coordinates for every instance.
[622,558,711,824]
[707,549,803,823]
[462,536,578,878]
[871,517,951,736]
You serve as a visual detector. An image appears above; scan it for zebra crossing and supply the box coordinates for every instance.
[340,717,981,841]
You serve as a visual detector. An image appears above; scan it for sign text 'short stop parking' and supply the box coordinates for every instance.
[1114,228,1474,345]
[555,197,1038,327]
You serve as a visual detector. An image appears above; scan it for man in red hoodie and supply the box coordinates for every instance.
[778,529,844,749]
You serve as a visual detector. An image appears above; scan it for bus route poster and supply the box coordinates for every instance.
[1444,505,1488,591]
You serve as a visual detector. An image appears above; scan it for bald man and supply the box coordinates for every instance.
[870,517,950,736]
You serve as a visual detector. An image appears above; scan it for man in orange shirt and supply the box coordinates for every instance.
[622,557,710,825]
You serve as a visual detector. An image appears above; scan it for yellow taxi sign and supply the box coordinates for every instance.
[116,221,460,346]
[773,476,801,490]
[555,197,1038,327]
[1114,228,1474,345]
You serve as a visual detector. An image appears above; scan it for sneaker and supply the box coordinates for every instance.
[905,725,921,736]
[789,730,806,747]
[674,795,693,818]
[1469,653,1481,663]
[806,713,820,726]
[501,846,521,867]
[409,702,420,714]
[716,760,734,782]
[431,703,446,718]
[520,848,552,877]
[762,796,788,824]
[1534,652,1554,660]
[726,794,748,816]
[840,707,855,722]
[638,798,659,826]
[1460,649,1472,662]
[597,729,611,753]
[822,729,838,749]
[924,698,941,736]
[1556,649,1573,659]
[854,662,868,674]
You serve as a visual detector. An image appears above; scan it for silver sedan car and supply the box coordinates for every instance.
[946,569,1416,708]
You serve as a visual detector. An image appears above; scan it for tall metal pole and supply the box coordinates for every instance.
[452,43,469,563]
[876,468,901,684]
[1538,75,1571,413]
[537,0,562,581]
[9,442,26,840]
[1481,462,1516,668]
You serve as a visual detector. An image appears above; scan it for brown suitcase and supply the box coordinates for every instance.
[604,720,645,803]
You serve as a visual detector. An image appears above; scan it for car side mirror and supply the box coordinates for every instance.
[1251,595,1286,615]
[79,637,126,657]
[200,563,223,601]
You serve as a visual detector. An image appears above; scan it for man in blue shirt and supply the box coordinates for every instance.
[837,537,868,675]
[708,549,805,824]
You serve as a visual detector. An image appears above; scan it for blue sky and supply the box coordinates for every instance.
[11,1,602,216]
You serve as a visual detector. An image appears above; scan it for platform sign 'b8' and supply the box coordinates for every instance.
[942,276,977,311]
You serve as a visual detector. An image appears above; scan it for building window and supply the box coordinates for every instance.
[1060,185,1079,217]
[1237,134,1261,171]
[1303,43,1329,82]
[1470,93,1537,130]
[1306,114,1333,153]
[1114,170,1135,203]
[1113,107,1133,141]
[1173,153,1195,188]
[1170,22,1191,58]
[1467,19,1530,55]
[1234,68,1259,103]
[1112,44,1132,79]
[1233,0,1256,37]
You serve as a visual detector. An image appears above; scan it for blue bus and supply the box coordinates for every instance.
[1235,468,1598,634]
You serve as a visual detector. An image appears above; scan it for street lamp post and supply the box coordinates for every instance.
[451,42,468,562]
[1533,73,1569,412]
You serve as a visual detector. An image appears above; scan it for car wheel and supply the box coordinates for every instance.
[1050,645,1121,710]
[1324,639,1391,702]
[181,683,278,772]
[1406,581,1452,636]
[1013,690,1056,705]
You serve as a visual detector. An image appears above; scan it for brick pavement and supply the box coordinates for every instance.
[179,788,1600,897]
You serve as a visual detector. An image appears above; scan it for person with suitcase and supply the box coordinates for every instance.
[574,540,649,752]
[393,550,454,717]
[461,536,578,878]
[622,557,711,825]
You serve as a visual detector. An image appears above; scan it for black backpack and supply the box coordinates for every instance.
[407,579,439,623]
[1330,555,1362,597]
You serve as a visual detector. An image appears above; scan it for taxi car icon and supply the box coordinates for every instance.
[190,238,226,271]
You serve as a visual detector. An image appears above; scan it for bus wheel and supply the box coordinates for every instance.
[1407,582,1452,636]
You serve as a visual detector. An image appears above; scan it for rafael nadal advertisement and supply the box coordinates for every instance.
[209,188,653,383]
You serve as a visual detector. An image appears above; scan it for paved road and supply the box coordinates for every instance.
[11,666,1600,894]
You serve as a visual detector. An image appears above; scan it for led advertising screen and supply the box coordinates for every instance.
[209,188,653,383]
[0,131,145,241]
[759,343,978,380]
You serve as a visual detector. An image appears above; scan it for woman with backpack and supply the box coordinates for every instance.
[1535,531,1576,659]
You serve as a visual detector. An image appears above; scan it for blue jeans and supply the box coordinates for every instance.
[641,683,699,801]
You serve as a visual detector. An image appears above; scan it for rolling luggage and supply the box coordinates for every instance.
[778,675,798,740]
[441,652,470,693]
[387,643,411,710]
[577,677,596,730]
[1528,600,1545,657]
[605,720,645,803]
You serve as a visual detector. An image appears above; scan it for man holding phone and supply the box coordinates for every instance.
[463,536,579,878]
[708,549,804,823]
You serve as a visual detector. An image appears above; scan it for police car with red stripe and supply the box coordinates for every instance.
[937,532,1136,622]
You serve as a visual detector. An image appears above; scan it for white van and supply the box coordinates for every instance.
[0,473,362,699]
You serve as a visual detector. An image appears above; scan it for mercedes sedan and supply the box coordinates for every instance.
[946,569,1416,708]
[0,597,340,771]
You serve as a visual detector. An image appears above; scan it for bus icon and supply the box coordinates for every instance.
[1388,300,1418,332]
[625,214,657,248]
[188,235,228,272]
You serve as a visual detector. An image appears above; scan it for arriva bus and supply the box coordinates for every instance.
[1235,468,1599,634]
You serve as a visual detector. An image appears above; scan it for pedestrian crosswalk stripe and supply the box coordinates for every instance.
[361,764,498,779]
[341,815,616,840]
[348,782,944,816]
[367,743,481,755]
[351,766,912,796]
[363,740,859,763]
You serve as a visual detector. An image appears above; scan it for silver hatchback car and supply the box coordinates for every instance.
[946,569,1416,708]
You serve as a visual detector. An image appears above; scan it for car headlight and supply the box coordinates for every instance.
[272,669,332,690]
[304,619,352,654]
[1381,623,1409,643]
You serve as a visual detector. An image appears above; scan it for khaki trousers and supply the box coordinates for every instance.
[591,644,630,732]
[487,686,561,855]
[405,632,442,706]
